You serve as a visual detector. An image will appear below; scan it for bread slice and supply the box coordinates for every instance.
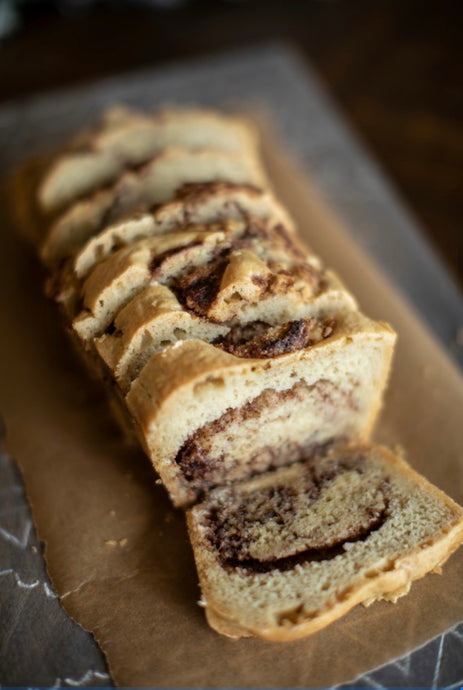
[94,283,229,392]
[74,182,295,280]
[38,108,260,213]
[72,223,230,342]
[126,312,395,506]
[41,149,267,266]
[94,259,356,392]
[186,444,463,641]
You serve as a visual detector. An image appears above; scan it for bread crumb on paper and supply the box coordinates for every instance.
[105,538,128,547]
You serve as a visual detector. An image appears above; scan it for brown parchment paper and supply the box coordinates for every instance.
[1,123,463,687]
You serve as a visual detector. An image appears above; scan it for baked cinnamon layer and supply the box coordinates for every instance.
[74,182,296,279]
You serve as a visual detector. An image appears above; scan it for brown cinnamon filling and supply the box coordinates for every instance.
[215,504,389,574]
[206,460,390,573]
[214,317,335,358]
[173,181,262,204]
[174,250,229,317]
[215,320,271,346]
[175,380,356,495]
[163,218,324,319]
[148,240,206,278]
[272,223,307,262]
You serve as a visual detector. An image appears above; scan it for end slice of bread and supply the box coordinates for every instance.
[186,444,463,641]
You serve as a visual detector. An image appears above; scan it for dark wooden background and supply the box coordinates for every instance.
[1,0,462,286]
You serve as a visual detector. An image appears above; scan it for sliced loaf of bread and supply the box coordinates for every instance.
[22,105,463,645]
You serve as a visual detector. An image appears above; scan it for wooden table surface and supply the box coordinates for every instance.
[1,0,462,288]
